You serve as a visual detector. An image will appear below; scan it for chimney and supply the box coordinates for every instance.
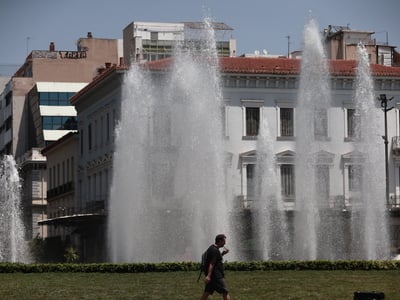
[49,42,55,52]
[87,32,93,38]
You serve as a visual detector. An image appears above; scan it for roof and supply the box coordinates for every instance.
[145,57,400,77]
[69,57,400,105]
[70,64,127,105]
[41,131,77,155]
[219,57,300,75]
[183,21,233,31]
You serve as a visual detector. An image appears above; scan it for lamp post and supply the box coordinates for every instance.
[377,94,394,207]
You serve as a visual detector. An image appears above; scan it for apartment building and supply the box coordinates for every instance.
[324,25,399,66]
[40,132,77,247]
[123,21,236,65]
[0,35,122,239]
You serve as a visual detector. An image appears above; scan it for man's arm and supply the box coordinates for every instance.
[205,262,214,283]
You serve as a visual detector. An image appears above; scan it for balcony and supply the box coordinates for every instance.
[235,195,254,210]
[47,181,74,198]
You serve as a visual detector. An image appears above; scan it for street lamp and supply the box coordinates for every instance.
[377,94,394,207]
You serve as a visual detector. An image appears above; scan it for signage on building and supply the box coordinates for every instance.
[58,51,87,59]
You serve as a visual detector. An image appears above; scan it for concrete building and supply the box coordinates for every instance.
[17,148,47,239]
[0,35,122,239]
[324,25,399,66]
[69,65,125,261]
[123,21,236,65]
[40,132,77,247]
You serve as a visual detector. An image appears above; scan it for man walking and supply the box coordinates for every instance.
[200,234,230,300]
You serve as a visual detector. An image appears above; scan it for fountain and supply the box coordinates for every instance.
[108,16,390,262]
[292,18,333,260]
[350,43,389,259]
[0,155,30,262]
[108,19,234,262]
[255,19,390,260]
[254,118,291,260]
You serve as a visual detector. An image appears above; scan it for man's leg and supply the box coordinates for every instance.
[222,292,230,300]
[200,292,210,300]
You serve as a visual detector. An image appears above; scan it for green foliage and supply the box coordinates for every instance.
[28,237,65,263]
[0,260,399,273]
[64,247,79,263]
[28,237,46,263]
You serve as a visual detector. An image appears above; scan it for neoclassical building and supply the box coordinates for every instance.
[65,55,400,261]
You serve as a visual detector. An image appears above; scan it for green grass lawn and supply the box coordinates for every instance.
[1,270,399,299]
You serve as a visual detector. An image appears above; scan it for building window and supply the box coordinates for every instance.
[100,115,104,146]
[57,164,60,187]
[88,123,92,151]
[222,102,229,138]
[39,92,74,106]
[80,129,84,155]
[241,99,263,139]
[105,169,109,202]
[347,108,360,140]
[246,164,256,198]
[280,108,294,137]
[314,108,328,139]
[5,91,12,106]
[315,164,330,199]
[281,164,295,198]
[66,158,70,182]
[52,166,56,189]
[93,173,97,201]
[106,112,110,142]
[42,116,77,130]
[246,107,259,136]
[62,161,65,185]
[239,150,257,205]
[71,157,74,181]
[349,164,362,192]
[112,109,116,141]
[5,117,12,130]
[49,167,53,189]
[87,176,91,202]
[94,119,98,148]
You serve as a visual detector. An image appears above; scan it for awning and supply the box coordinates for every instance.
[38,213,105,226]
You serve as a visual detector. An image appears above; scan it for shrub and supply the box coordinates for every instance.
[0,260,399,273]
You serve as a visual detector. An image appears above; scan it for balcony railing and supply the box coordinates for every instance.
[236,194,399,211]
[392,136,400,156]
[389,195,400,210]
[47,181,74,198]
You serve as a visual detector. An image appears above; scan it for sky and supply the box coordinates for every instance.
[0,0,399,74]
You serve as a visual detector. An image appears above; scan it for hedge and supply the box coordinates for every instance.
[0,260,399,273]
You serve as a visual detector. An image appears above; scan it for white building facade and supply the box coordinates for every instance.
[68,57,400,261]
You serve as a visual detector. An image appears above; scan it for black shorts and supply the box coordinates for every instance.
[204,277,229,295]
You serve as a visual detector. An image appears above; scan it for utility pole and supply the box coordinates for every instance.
[377,94,394,207]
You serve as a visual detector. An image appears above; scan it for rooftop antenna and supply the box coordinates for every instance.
[286,35,290,58]
[26,37,31,56]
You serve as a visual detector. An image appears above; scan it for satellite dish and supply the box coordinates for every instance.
[254,50,260,56]
[263,49,268,55]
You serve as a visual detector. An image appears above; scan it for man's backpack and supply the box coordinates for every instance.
[197,250,208,282]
